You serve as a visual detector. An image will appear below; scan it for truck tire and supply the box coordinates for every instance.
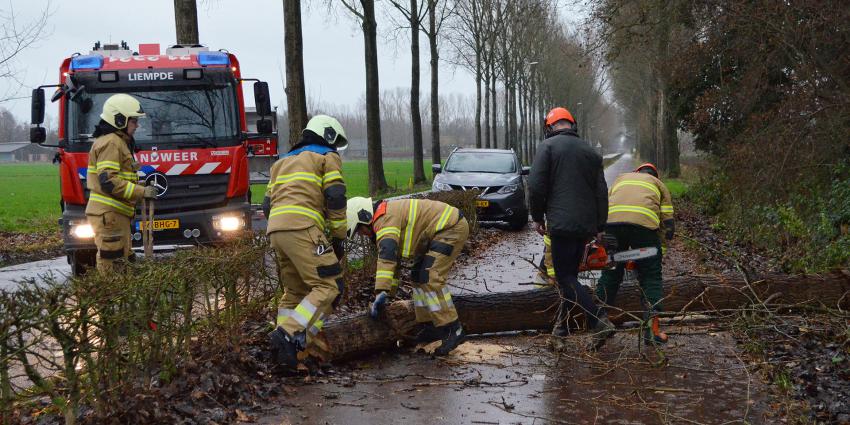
[70,250,97,277]
[507,210,528,231]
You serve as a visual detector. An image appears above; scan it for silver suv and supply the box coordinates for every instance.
[431,148,529,230]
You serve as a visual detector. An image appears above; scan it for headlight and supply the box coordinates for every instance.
[497,184,519,194]
[213,214,245,232]
[432,181,452,192]
[71,223,95,239]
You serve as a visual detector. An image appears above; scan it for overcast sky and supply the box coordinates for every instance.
[1,0,477,122]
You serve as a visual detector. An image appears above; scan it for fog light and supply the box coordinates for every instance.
[71,223,95,239]
[213,215,244,232]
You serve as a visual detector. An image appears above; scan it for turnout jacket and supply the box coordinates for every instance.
[528,129,608,238]
[371,199,461,293]
[607,172,673,231]
[85,131,145,217]
[265,144,347,240]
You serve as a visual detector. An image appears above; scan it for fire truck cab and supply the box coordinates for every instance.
[30,42,278,275]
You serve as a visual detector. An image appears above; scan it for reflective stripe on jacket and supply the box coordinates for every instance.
[265,145,347,239]
[85,132,144,217]
[371,199,460,292]
[607,172,673,230]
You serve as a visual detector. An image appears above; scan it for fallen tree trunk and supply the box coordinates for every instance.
[322,270,850,361]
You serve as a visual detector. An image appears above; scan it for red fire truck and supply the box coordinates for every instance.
[30,42,278,274]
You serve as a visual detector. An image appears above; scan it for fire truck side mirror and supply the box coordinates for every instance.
[253,82,272,117]
[30,127,46,144]
[31,88,45,125]
[256,119,273,135]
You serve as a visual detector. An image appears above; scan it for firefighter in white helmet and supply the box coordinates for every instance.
[264,115,349,371]
[347,196,469,356]
[85,94,158,272]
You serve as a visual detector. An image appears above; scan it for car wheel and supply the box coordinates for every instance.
[70,250,97,276]
[508,210,528,230]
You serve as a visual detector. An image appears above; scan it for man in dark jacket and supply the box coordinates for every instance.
[529,107,615,350]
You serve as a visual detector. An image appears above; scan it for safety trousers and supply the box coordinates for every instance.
[410,218,469,327]
[271,226,343,358]
[596,224,663,311]
[535,233,557,286]
[87,211,133,272]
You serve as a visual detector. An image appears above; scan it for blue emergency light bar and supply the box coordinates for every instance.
[70,54,104,70]
[198,51,230,66]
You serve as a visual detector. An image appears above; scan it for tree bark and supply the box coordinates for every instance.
[173,0,199,45]
[409,0,426,183]
[474,52,482,149]
[427,0,441,166]
[483,63,491,149]
[283,0,308,147]
[362,0,389,194]
[322,271,850,361]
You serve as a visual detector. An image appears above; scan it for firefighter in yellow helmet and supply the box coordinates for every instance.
[347,196,469,356]
[264,115,349,371]
[596,163,675,345]
[85,94,158,272]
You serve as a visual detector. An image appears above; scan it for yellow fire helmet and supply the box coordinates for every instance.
[346,196,374,238]
[100,93,145,129]
[303,114,348,150]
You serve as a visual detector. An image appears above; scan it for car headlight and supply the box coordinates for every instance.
[71,222,95,239]
[497,184,519,194]
[213,214,245,232]
[432,181,452,192]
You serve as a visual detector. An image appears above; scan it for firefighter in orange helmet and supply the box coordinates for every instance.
[596,162,675,345]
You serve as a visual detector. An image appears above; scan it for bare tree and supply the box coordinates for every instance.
[421,0,453,165]
[173,0,199,45]
[283,0,308,146]
[340,0,389,194]
[0,1,51,103]
[388,0,427,183]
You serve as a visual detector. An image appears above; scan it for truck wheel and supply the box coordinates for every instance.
[508,211,528,231]
[70,250,97,277]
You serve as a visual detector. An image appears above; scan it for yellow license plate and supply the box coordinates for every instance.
[138,219,180,231]
[476,200,489,208]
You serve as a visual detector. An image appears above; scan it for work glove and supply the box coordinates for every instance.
[332,238,345,261]
[370,291,388,319]
[663,219,675,241]
[143,185,160,199]
[534,221,546,236]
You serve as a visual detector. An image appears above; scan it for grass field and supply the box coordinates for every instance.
[0,160,432,233]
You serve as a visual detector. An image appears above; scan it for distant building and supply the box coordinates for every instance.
[0,142,56,163]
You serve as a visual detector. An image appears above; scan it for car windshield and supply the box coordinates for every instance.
[445,152,516,173]
[67,84,240,146]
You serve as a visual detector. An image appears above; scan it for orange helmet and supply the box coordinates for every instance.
[635,163,659,177]
[545,107,576,126]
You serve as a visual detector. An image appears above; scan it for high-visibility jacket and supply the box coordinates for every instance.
[265,144,347,240]
[85,132,145,217]
[371,199,461,293]
[607,172,673,231]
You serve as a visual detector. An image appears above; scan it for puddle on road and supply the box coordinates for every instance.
[259,326,768,424]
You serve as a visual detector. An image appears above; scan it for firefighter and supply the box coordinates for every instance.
[85,94,158,272]
[596,163,675,345]
[264,115,349,370]
[347,196,469,356]
[528,107,615,350]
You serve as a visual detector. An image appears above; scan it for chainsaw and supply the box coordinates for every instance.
[578,236,659,271]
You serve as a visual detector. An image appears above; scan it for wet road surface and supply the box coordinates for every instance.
[257,153,770,423]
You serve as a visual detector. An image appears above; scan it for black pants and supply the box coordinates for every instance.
[550,235,603,328]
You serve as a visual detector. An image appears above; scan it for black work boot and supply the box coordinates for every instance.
[269,327,299,371]
[551,303,571,337]
[413,323,443,344]
[434,320,467,356]
[588,313,616,351]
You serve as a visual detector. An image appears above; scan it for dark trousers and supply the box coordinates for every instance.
[596,224,663,312]
[550,235,603,328]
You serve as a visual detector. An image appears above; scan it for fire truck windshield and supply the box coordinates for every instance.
[67,84,240,147]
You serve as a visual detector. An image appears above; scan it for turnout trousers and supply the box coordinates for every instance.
[87,211,133,272]
[271,226,343,354]
[410,218,469,327]
[596,224,664,312]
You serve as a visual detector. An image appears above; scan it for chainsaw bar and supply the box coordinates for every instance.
[610,247,658,263]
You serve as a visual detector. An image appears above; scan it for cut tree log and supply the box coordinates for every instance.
[322,270,850,361]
